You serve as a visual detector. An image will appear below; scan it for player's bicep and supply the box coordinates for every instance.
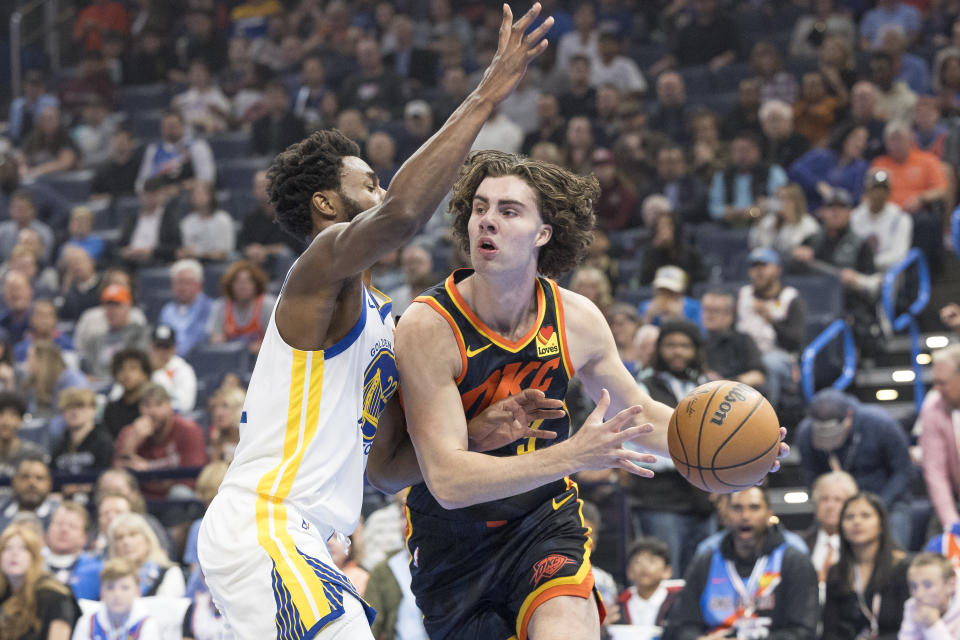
[295,202,422,287]
[394,307,469,482]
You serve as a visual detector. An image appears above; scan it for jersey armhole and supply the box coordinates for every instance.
[548,280,576,378]
[413,296,468,384]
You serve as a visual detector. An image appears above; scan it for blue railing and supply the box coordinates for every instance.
[801,319,857,402]
[952,205,960,258]
[881,248,931,412]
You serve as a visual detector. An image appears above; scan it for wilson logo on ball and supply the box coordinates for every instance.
[710,385,749,426]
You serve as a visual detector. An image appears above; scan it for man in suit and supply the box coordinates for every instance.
[383,14,438,90]
[799,470,858,600]
[117,177,182,267]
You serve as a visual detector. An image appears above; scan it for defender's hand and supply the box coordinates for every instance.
[468,388,564,452]
[475,3,554,106]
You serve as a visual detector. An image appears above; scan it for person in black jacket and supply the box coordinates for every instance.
[117,177,182,267]
[663,486,819,640]
[634,320,714,578]
[822,492,911,640]
[251,81,306,157]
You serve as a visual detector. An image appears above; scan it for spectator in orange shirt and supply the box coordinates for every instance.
[869,119,949,213]
[73,0,129,52]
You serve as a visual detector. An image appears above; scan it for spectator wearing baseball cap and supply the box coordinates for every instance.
[79,284,150,382]
[736,247,807,410]
[795,389,913,548]
[850,170,912,274]
[638,266,702,328]
[794,186,881,354]
[149,325,197,414]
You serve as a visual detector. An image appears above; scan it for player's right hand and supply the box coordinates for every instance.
[570,389,659,477]
[475,3,554,106]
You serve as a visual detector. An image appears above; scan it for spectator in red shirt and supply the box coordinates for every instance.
[113,383,207,499]
[73,0,129,52]
[591,148,638,231]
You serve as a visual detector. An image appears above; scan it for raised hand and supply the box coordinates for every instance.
[568,389,659,477]
[475,3,554,106]
[468,388,564,452]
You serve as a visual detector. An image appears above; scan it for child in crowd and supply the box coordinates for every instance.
[62,206,105,263]
[616,537,683,627]
[899,552,960,640]
[72,558,161,640]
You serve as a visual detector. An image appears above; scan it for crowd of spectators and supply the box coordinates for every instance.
[0,0,959,637]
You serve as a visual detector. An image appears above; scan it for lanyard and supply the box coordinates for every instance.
[724,555,770,616]
[853,565,881,637]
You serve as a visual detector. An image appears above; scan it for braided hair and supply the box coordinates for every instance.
[266,129,361,240]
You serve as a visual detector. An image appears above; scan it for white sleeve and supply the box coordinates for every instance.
[156,566,186,598]
[139,617,163,640]
[189,140,216,184]
[71,613,93,640]
[176,359,198,412]
[134,144,156,194]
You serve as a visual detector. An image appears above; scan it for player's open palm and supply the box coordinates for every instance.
[476,3,554,106]
[468,388,564,452]
[571,389,659,477]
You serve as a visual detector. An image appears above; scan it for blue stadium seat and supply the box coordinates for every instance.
[607,227,649,258]
[690,225,750,280]
[209,131,253,158]
[711,63,752,93]
[188,342,251,381]
[616,287,653,308]
[615,258,644,291]
[783,275,842,322]
[119,84,172,112]
[203,262,229,299]
[129,109,164,141]
[680,66,714,97]
[36,170,94,203]
[218,157,271,191]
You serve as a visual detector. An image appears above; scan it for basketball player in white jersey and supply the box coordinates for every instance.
[196,5,561,638]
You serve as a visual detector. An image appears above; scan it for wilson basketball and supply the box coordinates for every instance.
[667,380,780,493]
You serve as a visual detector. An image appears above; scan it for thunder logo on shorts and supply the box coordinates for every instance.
[359,348,398,454]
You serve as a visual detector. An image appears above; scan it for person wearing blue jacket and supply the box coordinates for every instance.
[795,388,913,548]
[789,123,870,210]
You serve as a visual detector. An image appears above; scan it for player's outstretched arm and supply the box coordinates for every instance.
[396,303,658,510]
[366,389,565,494]
[560,290,674,458]
[304,4,554,283]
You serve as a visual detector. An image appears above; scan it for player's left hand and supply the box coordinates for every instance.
[467,388,565,452]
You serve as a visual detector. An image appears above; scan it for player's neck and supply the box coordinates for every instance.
[465,270,539,340]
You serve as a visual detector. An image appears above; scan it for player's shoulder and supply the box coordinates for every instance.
[396,299,457,345]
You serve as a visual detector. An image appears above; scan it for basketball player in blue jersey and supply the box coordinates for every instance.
[197,6,562,639]
[394,152,790,640]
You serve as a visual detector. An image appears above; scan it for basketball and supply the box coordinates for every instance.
[667,380,780,493]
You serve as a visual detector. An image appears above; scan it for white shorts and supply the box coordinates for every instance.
[198,488,374,640]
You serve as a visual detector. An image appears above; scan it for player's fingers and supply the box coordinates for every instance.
[525,429,557,440]
[616,424,654,445]
[523,15,554,47]
[498,4,512,49]
[769,460,782,473]
[619,460,655,477]
[586,388,611,424]
[778,426,787,441]
[617,447,657,464]
[603,406,644,432]
[777,442,790,459]
[526,38,549,59]
[513,2,542,34]
[527,409,566,421]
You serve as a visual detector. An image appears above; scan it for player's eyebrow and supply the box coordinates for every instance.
[472,195,527,210]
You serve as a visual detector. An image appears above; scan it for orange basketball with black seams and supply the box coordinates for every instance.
[668,380,780,493]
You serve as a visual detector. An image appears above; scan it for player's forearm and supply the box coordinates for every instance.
[366,436,423,494]
[377,93,494,233]
[423,441,580,510]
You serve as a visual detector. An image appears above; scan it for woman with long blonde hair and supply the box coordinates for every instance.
[22,339,87,420]
[106,513,184,598]
[0,521,79,639]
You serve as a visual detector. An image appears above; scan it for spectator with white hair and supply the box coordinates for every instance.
[157,259,212,357]
[759,99,809,168]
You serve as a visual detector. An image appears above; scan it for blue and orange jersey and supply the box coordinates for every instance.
[406,269,574,522]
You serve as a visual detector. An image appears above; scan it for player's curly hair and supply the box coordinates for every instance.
[266,129,361,240]
[449,151,599,278]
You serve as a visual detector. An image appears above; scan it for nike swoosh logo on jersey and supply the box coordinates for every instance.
[466,344,492,357]
[552,493,573,510]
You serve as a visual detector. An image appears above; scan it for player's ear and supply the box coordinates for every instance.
[311,190,339,222]
[535,224,552,247]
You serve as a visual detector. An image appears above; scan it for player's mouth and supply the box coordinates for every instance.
[477,237,498,255]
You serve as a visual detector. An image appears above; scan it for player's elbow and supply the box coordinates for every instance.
[424,471,473,510]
